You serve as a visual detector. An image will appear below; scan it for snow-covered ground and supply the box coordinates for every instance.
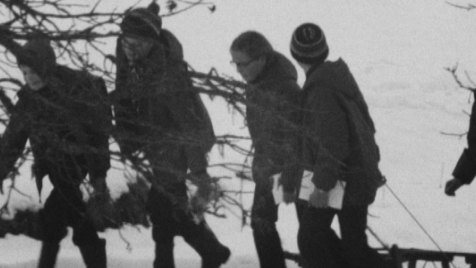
[1,0,476,267]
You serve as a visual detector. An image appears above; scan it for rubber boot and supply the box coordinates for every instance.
[184,223,231,268]
[78,238,107,268]
[38,242,60,268]
[154,242,175,268]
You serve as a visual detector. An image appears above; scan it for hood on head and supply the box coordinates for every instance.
[16,38,56,79]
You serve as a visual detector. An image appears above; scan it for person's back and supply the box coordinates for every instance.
[290,22,388,268]
[301,58,383,205]
[246,51,301,184]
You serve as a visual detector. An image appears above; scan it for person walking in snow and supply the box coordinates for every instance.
[0,38,112,268]
[230,31,303,268]
[112,3,230,268]
[445,93,476,196]
[290,23,387,268]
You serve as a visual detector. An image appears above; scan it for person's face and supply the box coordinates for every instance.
[19,65,46,91]
[121,36,154,62]
[230,50,266,83]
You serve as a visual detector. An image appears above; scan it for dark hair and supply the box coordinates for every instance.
[230,31,273,59]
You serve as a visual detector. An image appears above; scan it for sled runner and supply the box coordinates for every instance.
[284,246,476,268]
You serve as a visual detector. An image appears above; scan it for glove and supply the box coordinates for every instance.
[283,190,296,204]
[88,177,115,230]
[309,188,329,208]
[90,177,111,202]
[189,172,220,216]
[445,178,463,196]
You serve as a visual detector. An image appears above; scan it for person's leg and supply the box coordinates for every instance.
[182,219,231,268]
[251,178,286,268]
[49,158,106,268]
[298,207,348,268]
[37,189,68,268]
[61,186,106,268]
[160,181,229,268]
[148,145,230,268]
[338,205,387,268]
[146,187,178,268]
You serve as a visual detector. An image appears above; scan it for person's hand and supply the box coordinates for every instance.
[90,177,111,201]
[309,188,329,208]
[283,190,296,204]
[445,178,463,196]
[189,172,220,216]
[0,178,4,195]
[88,177,115,230]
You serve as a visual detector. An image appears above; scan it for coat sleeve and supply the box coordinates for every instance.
[453,93,476,184]
[276,84,302,193]
[80,77,112,180]
[112,37,142,157]
[307,86,350,191]
[162,61,209,174]
[0,94,30,181]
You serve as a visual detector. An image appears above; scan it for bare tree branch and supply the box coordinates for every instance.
[446,1,476,10]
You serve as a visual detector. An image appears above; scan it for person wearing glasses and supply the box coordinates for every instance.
[112,3,230,268]
[230,31,302,268]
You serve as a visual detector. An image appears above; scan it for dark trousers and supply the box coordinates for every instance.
[251,177,305,268]
[298,205,386,268]
[40,156,100,247]
[145,146,227,268]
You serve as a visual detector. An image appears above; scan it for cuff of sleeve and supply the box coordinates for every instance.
[88,159,110,181]
[281,168,299,193]
[452,149,476,184]
[186,146,208,174]
[312,167,337,192]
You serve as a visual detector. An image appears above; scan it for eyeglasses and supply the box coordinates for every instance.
[230,57,258,68]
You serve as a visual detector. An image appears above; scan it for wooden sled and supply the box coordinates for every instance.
[284,245,476,268]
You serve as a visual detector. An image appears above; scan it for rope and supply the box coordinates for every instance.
[384,183,457,268]
[367,225,389,249]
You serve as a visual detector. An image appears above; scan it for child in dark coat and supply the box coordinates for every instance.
[290,23,387,268]
[113,3,229,268]
[230,31,303,268]
[0,38,112,268]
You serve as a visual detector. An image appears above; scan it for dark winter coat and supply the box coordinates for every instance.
[453,92,476,184]
[246,51,302,192]
[301,58,383,206]
[0,65,112,194]
[113,29,215,174]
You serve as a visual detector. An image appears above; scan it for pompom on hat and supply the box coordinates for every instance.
[290,23,329,65]
[120,1,162,40]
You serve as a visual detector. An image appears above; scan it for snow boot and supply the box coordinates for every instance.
[184,223,231,268]
[154,242,176,268]
[201,245,231,268]
[78,238,107,268]
[37,242,60,268]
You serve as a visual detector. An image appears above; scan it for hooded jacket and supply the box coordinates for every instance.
[246,51,302,192]
[301,58,383,206]
[113,29,215,174]
[0,40,112,194]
